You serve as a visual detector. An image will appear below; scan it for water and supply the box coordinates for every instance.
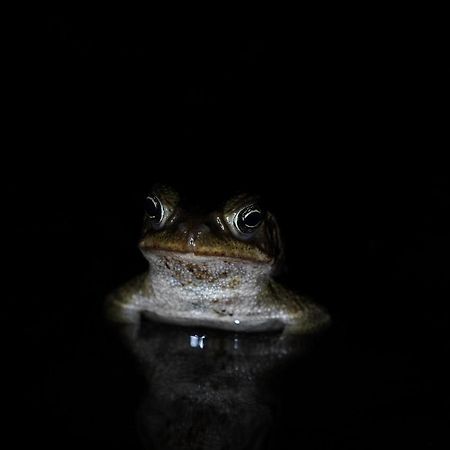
[7,174,448,449]
[113,317,321,449]
[11,288,448,450]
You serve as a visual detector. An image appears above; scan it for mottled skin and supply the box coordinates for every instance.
[107,185,329,334]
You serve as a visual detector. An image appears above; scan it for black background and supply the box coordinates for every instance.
[5,8,449,449]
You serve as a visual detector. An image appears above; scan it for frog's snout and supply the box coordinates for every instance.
[177,222,211,249]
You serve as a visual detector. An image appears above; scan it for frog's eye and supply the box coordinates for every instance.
[144,194,164,225]
[234,204,265,234]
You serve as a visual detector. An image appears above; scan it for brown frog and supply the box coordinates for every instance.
[107,185,329,334]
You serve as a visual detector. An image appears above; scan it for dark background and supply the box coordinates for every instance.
[5,9,449,449]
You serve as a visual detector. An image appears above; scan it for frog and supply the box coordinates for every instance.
[107,184,330,334]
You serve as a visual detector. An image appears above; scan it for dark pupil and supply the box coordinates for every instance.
[243,210,262,227]
[145,196,162,221]
[237,206,263,232]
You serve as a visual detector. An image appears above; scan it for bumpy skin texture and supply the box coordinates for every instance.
[107,185,329,334]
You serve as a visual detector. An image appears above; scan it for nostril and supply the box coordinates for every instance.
[178,223,188,233]
[196,224,210,234]
[187,224,209,249]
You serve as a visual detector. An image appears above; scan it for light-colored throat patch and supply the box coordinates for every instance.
[143,251,272,316]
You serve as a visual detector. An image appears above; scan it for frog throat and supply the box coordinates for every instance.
[144,250,272,308]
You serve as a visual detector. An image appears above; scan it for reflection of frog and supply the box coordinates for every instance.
[117,318,311,450]
[108,185,329,334]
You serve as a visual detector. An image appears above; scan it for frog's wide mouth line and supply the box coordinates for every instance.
[139,246,272,264]
[138,232,274,263]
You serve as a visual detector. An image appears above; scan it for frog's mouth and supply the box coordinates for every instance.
[139,235,273,264]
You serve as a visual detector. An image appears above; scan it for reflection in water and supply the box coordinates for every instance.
[112,316,324,450]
